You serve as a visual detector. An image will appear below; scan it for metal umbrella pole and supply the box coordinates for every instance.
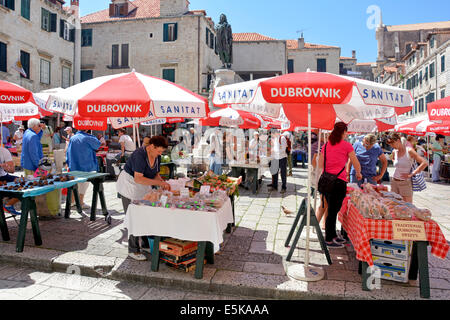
[287,103,324,281]
[313,129,322,213]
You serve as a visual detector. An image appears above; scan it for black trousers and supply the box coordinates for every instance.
[272,157,287,190]
[324,179,347,242]
[122,196,150,253]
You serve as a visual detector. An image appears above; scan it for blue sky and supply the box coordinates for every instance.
[80,0,450,63]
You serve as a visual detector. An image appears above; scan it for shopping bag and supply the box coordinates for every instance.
[411,162,426,192]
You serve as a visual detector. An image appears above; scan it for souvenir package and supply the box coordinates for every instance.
[143,189,162,202]
[414,208,432,221]
[380,191,403,200]
[393,205,413,220]
[372,198,392,220]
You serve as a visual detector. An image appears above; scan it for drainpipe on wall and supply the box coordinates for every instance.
[198,16,201,94]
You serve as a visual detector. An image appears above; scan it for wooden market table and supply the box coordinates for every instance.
[338,198,449,299]
[229,163,266,195]
[124,198,234,279]
[0,171,110,252]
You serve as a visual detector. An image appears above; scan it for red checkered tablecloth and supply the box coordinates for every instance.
[338,197,450,266]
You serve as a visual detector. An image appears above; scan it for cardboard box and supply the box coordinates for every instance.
[159,238,198,256]
[372,255,410,283]
[370,239,411,260]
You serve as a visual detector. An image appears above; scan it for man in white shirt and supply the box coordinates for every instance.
[13,125,25,146]
[0,146,21,215]
[118,129,136,159]
[268,130,288,193]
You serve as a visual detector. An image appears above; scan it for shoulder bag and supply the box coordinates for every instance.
[318,143,346,194]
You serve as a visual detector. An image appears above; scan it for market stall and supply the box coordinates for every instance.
[124,194,234,279]
[0,171,110,252]
[339,184,449,298]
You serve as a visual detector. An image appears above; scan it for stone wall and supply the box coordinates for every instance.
[288,47,341,74]
[0,0,79,91]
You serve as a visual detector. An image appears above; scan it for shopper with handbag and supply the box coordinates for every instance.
[387,132,428,203]
[318,122,362,248]
[431,134,446,183]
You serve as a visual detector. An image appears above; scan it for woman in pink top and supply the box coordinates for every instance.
[319,122,362,248]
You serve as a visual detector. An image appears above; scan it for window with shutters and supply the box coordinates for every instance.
[163,23,177,42]
[81,29,92,47]
[317,59,326,72]
[121,44,129,67]
[441,55,445,72]
[414,101,418,114]
[21,0,30,20]
[0,42,6,73]
[81,70,93,83]
[62,66,70,88]
[42,8,50,31]
[419,98,424,113]
[60,20,70,41]
[111,44,119,68]
[162,69,175,83]
[209,32,214,49]
[20,50,30,79]
[424,66,428,81]
[419,70,423,85]
[206,28,209,46]
[430,62,435,78]
[40,59,51,85]
[1,0,15,10]
[441,90,446,99]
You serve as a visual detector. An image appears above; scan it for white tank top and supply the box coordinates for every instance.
[393,147,412,180]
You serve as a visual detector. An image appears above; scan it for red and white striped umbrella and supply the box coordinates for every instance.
[0,80,39,119]
[213,72,413,130]
[428,96,450,121]
[200,107,261,129]
[46,71,209,119]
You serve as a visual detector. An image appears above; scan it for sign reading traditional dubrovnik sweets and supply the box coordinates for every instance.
[392,220,427,241]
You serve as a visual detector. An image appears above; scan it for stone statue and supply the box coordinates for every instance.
[216,14,233,69]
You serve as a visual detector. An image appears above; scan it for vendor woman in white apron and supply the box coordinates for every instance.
[117,136,171,261]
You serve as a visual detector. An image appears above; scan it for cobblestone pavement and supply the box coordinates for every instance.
[0,166,449,300]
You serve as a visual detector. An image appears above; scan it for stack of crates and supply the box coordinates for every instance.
[159,238,200,272]
[370,239,412,283]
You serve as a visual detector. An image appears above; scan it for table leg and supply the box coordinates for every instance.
[226,194,235,233]
[97,182,108,216]
[0,197,10,241]
[16,199,30,253]
[72,185,82,214]
[361,262,370,291]
[251,168,258,194]
[195,241,206,279]
[417,241,430,299]
[64,186,73,219]
[28,199,42,246]
[408,242,419,281]
[151,236,161,272]
[205,242,214,265]
[90,183,99,222]
[285,199,305,247]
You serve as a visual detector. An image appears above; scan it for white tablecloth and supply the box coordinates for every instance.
[123,198,233,253]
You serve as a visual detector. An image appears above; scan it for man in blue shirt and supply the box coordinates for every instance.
[66,130,101,207]
[1,125,10,145]
[347,134,388,186]
[21,119,44,176]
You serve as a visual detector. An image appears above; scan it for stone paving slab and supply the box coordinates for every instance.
[0,166,448,299]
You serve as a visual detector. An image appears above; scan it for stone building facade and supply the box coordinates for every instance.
[80,0,222,95]
[0,0,81,92]
[375,20,450,119]
[232,33,287,81]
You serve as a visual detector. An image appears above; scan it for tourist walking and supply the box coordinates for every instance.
[268,130,288,193]
[66,130,101,208]
[13,125,24,147]
[318,122,362,248]
[40,121,54,153]
[387,132,428,203]
[116,136,171,261]
[348,134,388,187]
[431,134,446,182]
[118,128,136,160]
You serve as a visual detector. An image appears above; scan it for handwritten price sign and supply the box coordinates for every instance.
[392,221,427,241]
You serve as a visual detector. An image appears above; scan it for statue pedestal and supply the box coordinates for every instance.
[214,69,236,88]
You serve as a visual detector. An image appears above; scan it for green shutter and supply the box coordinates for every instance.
[173,23,178,41]
[206,28,209,45]
[6,0,15,10]
[163,69,175,83]
[50,13,57,32]
[21,0,30,20]
[41,8,46,30]
[0,42,7,73]
[60,19,65,38]
[163,24,169,42]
